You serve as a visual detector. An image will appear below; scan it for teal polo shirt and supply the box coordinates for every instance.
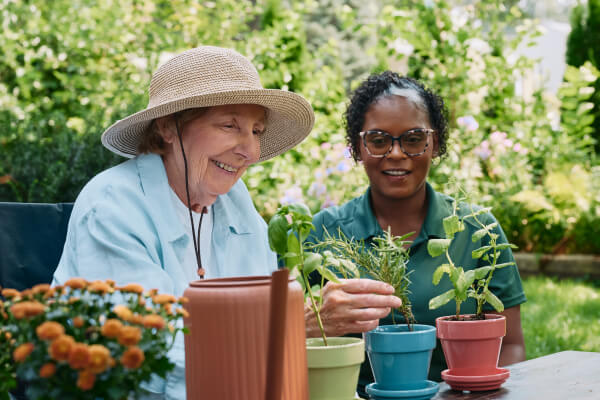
[310,183,526,395]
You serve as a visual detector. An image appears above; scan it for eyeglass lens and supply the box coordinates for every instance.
[364,130,428,156]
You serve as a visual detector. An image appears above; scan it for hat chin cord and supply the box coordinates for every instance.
[176,119,207,279]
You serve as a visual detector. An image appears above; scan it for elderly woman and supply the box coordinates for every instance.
[52,46,315,398]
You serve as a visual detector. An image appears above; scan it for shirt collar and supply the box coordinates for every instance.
[413,182,454,245]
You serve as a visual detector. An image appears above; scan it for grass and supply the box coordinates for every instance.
[521,275,600,359]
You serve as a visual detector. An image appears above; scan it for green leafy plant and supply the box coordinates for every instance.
[267,204,359,346]
[427,198,517,320]
[315,228,416,330]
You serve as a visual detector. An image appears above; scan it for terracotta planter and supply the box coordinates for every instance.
[306,337,364,400]
[183,273,308,400]
[436,314,510,391]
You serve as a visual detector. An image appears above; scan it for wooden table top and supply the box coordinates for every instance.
[432,351,600,400]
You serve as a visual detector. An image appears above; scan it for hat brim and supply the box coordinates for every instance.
[101,89,315,162]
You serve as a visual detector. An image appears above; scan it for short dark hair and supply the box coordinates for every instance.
[345,71,448,161]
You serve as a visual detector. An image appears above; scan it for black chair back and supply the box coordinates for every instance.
[0,202,73,291]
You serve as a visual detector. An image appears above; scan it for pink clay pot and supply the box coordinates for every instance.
[436,314,506,375]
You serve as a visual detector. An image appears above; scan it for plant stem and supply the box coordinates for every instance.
[302,271,328,346]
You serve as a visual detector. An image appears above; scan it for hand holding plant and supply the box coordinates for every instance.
[427,198,518,320]
[315,228,416,330]
[0,280,188,400]
[267,204,359,345]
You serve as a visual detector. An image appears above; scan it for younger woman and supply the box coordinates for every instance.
[310,72,526,397]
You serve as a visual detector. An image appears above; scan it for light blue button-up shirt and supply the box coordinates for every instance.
[53,153,277,399]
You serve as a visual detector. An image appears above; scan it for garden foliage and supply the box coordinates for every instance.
[1,0,598,254]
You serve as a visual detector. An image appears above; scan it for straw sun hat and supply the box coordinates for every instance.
[101,46,315,162]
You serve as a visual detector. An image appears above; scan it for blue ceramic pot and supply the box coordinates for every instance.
[364,324,436,391]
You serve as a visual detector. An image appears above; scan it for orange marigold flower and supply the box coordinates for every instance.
[152,294,177,305]
[43,288,56,299]
[68,297,81,304]
[72,316,85,328]
[118,283,144,294]
[121,346,145,369]
[39,362,56,378]
[146,288,159,297]
[138,297,146,306]
[142,314,166,330]
[20,289,33,299]
[88,281,113,294]
[129,313,144,325]
[36,321,65,341]
[113,305,133,321]
[77,370,96,391]
[105,279,116,287]
[163,304,173,315]
[13,342,34,362]
[68,343,90,370]
[1,288,20,298]
[64,278,87,290]
[31,283,51,295]
[88,344,111,374]
[10,301,46,319]
[4,331,12,340]
[101,319,123,338]
[118,326,142,346]
[176,308,190,318]
[178,296,189,304]
[49,335,75,361]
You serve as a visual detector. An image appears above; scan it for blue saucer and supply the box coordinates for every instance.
[366,380,439,400]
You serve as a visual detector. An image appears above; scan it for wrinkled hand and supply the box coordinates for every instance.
[305,278,402,338]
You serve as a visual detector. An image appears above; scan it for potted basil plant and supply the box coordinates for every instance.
[427,200,517,391]
[268,204,363,400]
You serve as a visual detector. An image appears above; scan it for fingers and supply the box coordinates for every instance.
[332,278,396,295]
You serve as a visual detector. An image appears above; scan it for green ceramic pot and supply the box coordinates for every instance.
[306,337,365,400]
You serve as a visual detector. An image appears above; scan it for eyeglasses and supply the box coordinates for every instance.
[359,128,434,158]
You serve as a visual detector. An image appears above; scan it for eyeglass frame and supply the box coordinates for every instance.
[359,128,435,158]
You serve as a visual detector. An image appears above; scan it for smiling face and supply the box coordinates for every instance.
[359,95,436,203]
[158,104,264,210]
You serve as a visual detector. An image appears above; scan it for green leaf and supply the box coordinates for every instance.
[303,252,323,275]
[340,259,360,278]
[464,269,476,288]
[320,267,340,283]
[443,215,464,238]
[287,203,312,217]
[494,262,515,269]
[472,245,492,258]
[432,263,452,285]
[471,228,487,243]
[427,238,451,257]
[429,289,455,310]
[285,235,301,270]
[473,266,492,280]
[484,290,504,312]
[267,213,289,254]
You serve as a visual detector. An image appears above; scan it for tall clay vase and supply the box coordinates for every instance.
[365,324,437,390]
[436,314,510,391]
[305,337,364,400]
[183,272,309,400]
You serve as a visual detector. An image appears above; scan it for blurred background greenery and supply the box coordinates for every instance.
[1,0,598,257]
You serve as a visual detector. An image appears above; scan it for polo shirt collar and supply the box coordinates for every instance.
[347,187,384,241]
[413,182,454,245]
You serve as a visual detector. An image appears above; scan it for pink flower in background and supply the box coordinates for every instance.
[513,143,528,155]
[320,142,332,150]
[321,197,337,209]
[457,116,479,131]
[308,182,327,197]
[490,131,507,143]
[280,186,304,205]
[474,140,491,160]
